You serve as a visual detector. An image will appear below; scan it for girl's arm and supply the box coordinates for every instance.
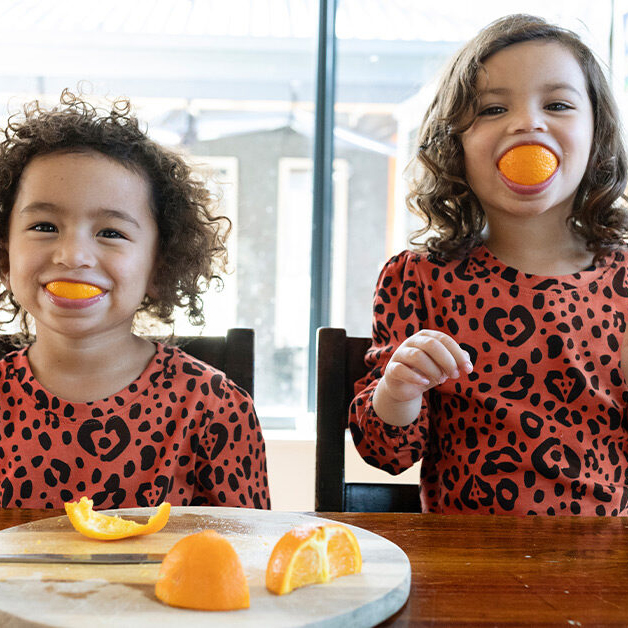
[348,252,432,474]
[349,252,472,473]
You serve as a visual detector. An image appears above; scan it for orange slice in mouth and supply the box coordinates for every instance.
[64,496,171,540]
[46,281,103,299]
[497,144,558,185]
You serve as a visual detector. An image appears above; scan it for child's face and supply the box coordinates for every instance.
[6,150,158,341]
[461,40,594,223]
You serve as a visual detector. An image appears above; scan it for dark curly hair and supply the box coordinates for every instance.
[408,13,628,262]
[0,89,230,337]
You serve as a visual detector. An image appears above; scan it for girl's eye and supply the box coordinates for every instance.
[98,229,126,239]
[546,102,572,111]
[478,105,506,116]
[30,223,57,233]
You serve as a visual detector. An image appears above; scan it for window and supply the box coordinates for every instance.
[175,156,240,337]
[271,157,348,421]
[0,0,617,435]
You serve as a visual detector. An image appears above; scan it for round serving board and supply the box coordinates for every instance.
[0,507,410,627]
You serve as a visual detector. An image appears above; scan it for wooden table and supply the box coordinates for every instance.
[0,509,626,627]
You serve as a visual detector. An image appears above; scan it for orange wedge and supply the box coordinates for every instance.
[266,523,362,595]
[64,496,170,540]
[155,530,250,611]
[498,144,558,185]
[46,281,103,299]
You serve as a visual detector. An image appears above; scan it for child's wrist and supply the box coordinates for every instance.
[373,380,423,427]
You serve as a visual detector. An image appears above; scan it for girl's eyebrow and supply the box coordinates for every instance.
[479,83,584,98]
[18,202,141,228]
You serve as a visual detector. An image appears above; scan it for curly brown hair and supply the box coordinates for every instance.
[408,13,628,262]
[0,89,230,337]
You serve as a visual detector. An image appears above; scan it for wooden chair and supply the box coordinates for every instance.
[0,328,255,398]
[315,327,421,512]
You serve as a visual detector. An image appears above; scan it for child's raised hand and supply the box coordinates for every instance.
[373,330,473,426]
[381,330,473,401]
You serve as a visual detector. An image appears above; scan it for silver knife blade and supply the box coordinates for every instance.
[0,553,165,564]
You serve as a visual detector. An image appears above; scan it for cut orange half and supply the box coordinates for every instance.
[266,523,362,595]
[498,144,558,185]
[64,496,170,540]
[155,530,250,611]
[46,281,103,299]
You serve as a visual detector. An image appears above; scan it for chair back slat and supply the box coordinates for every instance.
[315,327,421,512]
[315,328,348,511]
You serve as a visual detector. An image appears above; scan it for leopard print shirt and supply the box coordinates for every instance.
[350,247,628,515]
[0,342,270,509]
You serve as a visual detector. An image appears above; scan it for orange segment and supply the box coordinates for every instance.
[266,523,362,595]
[498,144,558,185]
[64,496,170,540]
[155,530,250,611]
[46,281,103,299]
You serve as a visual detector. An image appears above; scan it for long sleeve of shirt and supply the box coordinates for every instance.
[349,253,432,474]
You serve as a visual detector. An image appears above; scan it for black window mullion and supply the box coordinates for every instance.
[308,0,337,411]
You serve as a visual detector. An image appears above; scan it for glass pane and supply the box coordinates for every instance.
[0,0,319,428]
[334,0,613,338]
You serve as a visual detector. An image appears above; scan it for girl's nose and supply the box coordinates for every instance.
[51,234,96,268]
[509,107,547,134]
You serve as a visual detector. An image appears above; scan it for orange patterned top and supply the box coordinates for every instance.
[350,247,628,515]
[0,343,270,509]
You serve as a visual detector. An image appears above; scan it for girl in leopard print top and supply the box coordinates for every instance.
[0,91,270,509]
[350,14,628,515]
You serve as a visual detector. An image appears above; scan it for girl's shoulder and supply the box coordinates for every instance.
[0,345,29,376]
[157,342,251,399]
[379,247,464,280]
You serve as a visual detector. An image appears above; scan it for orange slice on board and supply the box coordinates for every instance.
[266,523,362,595]
[497,144,558,185]
[46,281,103,299]
[155,530,250,611]
[64,496,170,540]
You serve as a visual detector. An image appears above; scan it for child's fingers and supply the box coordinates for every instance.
[384,360,431,388]
[408,330,473,378]
[390,347,443,384]
[399,346,448,382]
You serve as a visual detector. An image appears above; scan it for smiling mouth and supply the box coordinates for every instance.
[45,281,103,300]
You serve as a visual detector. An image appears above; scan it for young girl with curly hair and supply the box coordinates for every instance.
[350,14,628,516]
[0,90,270,509]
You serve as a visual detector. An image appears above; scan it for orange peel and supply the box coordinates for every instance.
[64,496,170,540]
[155,530,250,611]
[498,144,558,185]
[46,281,103,299]
[266,523,362,595]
